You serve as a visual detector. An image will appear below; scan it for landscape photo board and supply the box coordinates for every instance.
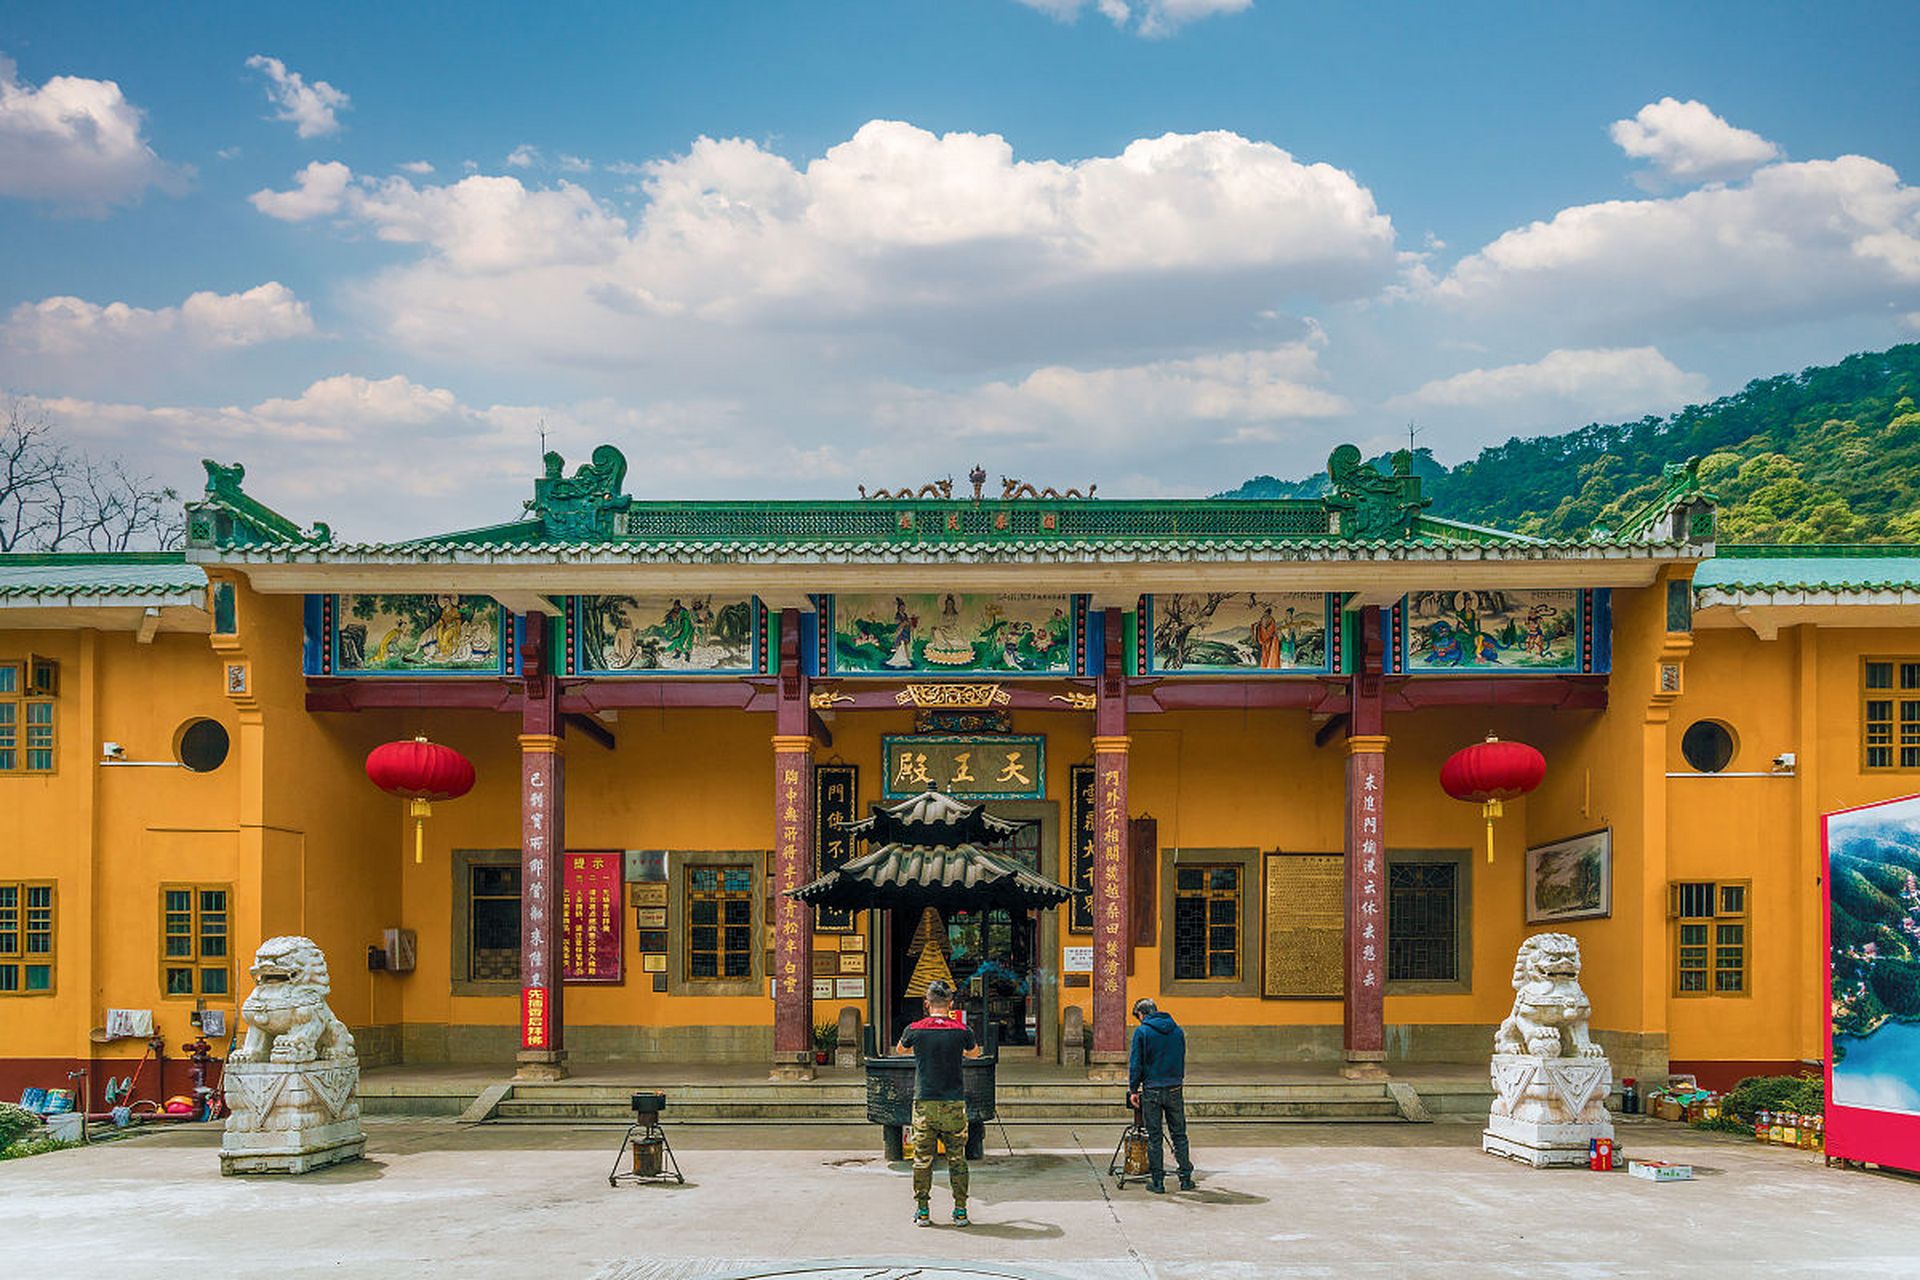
[1825,794,1920,1173]
[1524,829,1611,923]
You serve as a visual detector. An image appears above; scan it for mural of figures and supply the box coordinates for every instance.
[1145,593,1332,674]
[828,593,1074,675]
[573,595,760,674]
[336,594,504,674]
[1405,589,1581,672]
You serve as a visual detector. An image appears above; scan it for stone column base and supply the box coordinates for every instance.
[770,1062,817,1082]
[515,1049,569,1081]
[1482,1112,1616,1168]
[1087,1051,1127,1084]
[1342,1049,1388,1081]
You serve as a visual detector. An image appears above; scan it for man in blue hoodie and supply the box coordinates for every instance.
[1127,997,1195,1193]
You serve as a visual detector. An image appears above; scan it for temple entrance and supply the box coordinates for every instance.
[884,905,1038,1050]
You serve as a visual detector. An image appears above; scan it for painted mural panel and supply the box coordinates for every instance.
[571,595,761,674]
[1142,592,1336,675]
[332,594,509,676]
[1402,589,1584,672]
[825,593,1075,676]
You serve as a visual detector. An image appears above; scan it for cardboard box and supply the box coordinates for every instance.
[1629,1160,1693,1182]
[1654,1098,1686,1122]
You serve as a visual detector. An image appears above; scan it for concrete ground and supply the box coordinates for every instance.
[3,1116,1915,1279]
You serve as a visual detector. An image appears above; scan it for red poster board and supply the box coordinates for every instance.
[562,852,624,985]
[1824,794,1920,1173]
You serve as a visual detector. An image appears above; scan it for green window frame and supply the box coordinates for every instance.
[0,881,55,994]
[161,884,231,998]
[1671,880,1749,997]
[1862,658,1920,771]
[0,660,57,774]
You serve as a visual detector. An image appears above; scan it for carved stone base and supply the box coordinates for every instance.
[769,1062,817,1082]
[1086,1063,1127,1083]
[514,1048,569,1082]
[1482,1110,1615,1167]
[221,1060,363,1176]
[1483,1051,1614,1169]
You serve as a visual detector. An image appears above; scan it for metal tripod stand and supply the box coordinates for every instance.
[607,1107,685,1187]
[1107,1101,1165,1189]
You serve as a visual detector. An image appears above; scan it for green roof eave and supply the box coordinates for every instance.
[0,552,207,605]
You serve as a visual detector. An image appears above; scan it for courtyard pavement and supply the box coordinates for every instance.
[2,1116,1914,1278]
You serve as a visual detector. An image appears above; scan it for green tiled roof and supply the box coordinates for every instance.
[1694,545,1920,594]
[0,552,207,604]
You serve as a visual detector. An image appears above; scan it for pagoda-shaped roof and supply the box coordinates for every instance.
[792,788,1073,912]
[836,790,1030,846]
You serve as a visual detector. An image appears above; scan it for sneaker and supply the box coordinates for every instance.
[1178,1174,1196,1191]
[913,1205,931,1227]
[952,1206,970,1227]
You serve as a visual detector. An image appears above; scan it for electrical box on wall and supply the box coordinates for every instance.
[382,928,418,973]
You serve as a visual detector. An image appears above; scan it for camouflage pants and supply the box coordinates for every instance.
[910,1099,970,1206]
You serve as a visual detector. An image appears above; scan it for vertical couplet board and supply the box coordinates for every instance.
[772,736,816,1059]
[1092,737,1131,1055]
[520,737,565,1052]
[1068,764,1096,934]
[1344,737,1387,1059]
[1824,794,1920,1173]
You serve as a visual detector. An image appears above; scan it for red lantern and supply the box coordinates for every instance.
[1441,735,1545,863]
[366,736,475,863]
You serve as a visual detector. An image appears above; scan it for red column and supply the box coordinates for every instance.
[771,608,816,1080]
[1343,604,1387,1079]
[1090,606,1131,1078]
[517,612,568,1081]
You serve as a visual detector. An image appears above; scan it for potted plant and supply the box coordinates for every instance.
[813,1021,838,1066]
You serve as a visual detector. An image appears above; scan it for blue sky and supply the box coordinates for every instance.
[2,0,1918,536]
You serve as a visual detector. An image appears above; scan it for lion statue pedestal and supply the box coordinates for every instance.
[220,936,365,1176]
[1482,932,1614,1169]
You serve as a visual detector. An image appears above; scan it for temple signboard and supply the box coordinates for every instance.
[1262,852,1344,998]
[882,734,1045,800]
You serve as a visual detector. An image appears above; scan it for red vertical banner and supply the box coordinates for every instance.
[1344,734,1389,1072]
[562,852,624,984]
[519,732,566,1060]
[772,735,816,1067]
[1092,735,1131,1060]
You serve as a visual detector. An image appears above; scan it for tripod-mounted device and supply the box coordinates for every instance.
[608,1091,684,1187]
[1107,1099,1162,1188]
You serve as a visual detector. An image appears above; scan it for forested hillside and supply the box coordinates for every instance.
[1220,344,1920,542]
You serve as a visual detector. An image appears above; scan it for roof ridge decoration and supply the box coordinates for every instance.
[1324,445,1431,540]
[1615,456,1717,545]
[186,460,330,549]
[528,446,632,538]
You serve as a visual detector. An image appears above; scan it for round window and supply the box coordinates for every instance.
[1681,720,1735,774]
[177,719,231,773]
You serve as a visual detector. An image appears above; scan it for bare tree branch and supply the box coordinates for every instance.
[0,398,184,552]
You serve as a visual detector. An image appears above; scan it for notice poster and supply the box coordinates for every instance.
[1825,794,1920,1173]
[562,852,624,985]
[1263,852,1344,998]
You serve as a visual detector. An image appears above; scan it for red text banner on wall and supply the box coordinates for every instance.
[562,852,624,984]
[1824,793,1920,1175]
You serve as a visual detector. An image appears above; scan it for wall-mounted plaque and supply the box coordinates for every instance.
[838,951,866,975]
[641,953,667,974]
[1068,764,1095,934]
[883,734,1045,799]
[635,907,667,930]
[813,978,835,1000]
[813,951,841,976]
[1063,945,1094,974]
[814,763,859,932]
[839,934,865,952]
[1262,852,1344,998]
[629,881,668,907]
[834,977,867,999]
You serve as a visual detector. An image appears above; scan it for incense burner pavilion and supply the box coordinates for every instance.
[2,445,1902,1096]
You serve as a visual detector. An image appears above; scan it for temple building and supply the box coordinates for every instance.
[1,444,1903,1095]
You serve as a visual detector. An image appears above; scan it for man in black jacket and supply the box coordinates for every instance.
[1127,997,1195,1193]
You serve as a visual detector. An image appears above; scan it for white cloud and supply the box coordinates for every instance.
[3,282,314,355]
[1430,156,1920,338]
[878,338,1349,451]
[557,154,592,174]
[505,144,539,168]
[1610,97,1781,186]
[397,159,434,175]
[1013,0,1252,35]
[244,54,349,139]
[249,160,353,220]
[297,122,1392,373]
[1389,347,1707,415]
[0,51,183,212]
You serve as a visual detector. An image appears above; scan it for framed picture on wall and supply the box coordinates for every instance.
[1524,829,1612,923]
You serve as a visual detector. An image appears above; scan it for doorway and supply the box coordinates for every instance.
[885,905,1039,1050]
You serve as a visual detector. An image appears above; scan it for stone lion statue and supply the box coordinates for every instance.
[1494,932,1604,1059]
[230,936,356,1065]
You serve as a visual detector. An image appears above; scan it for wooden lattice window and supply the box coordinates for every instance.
[0,659,57,773]
[1388,862,1458,982]
[469,864,522,982]
[687,865,754,980]
[1862,658,1920,771]
[1671,880,1748,996]
[0,881,55,994]
[1173,865,1240,981]
[162,885,231,998]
